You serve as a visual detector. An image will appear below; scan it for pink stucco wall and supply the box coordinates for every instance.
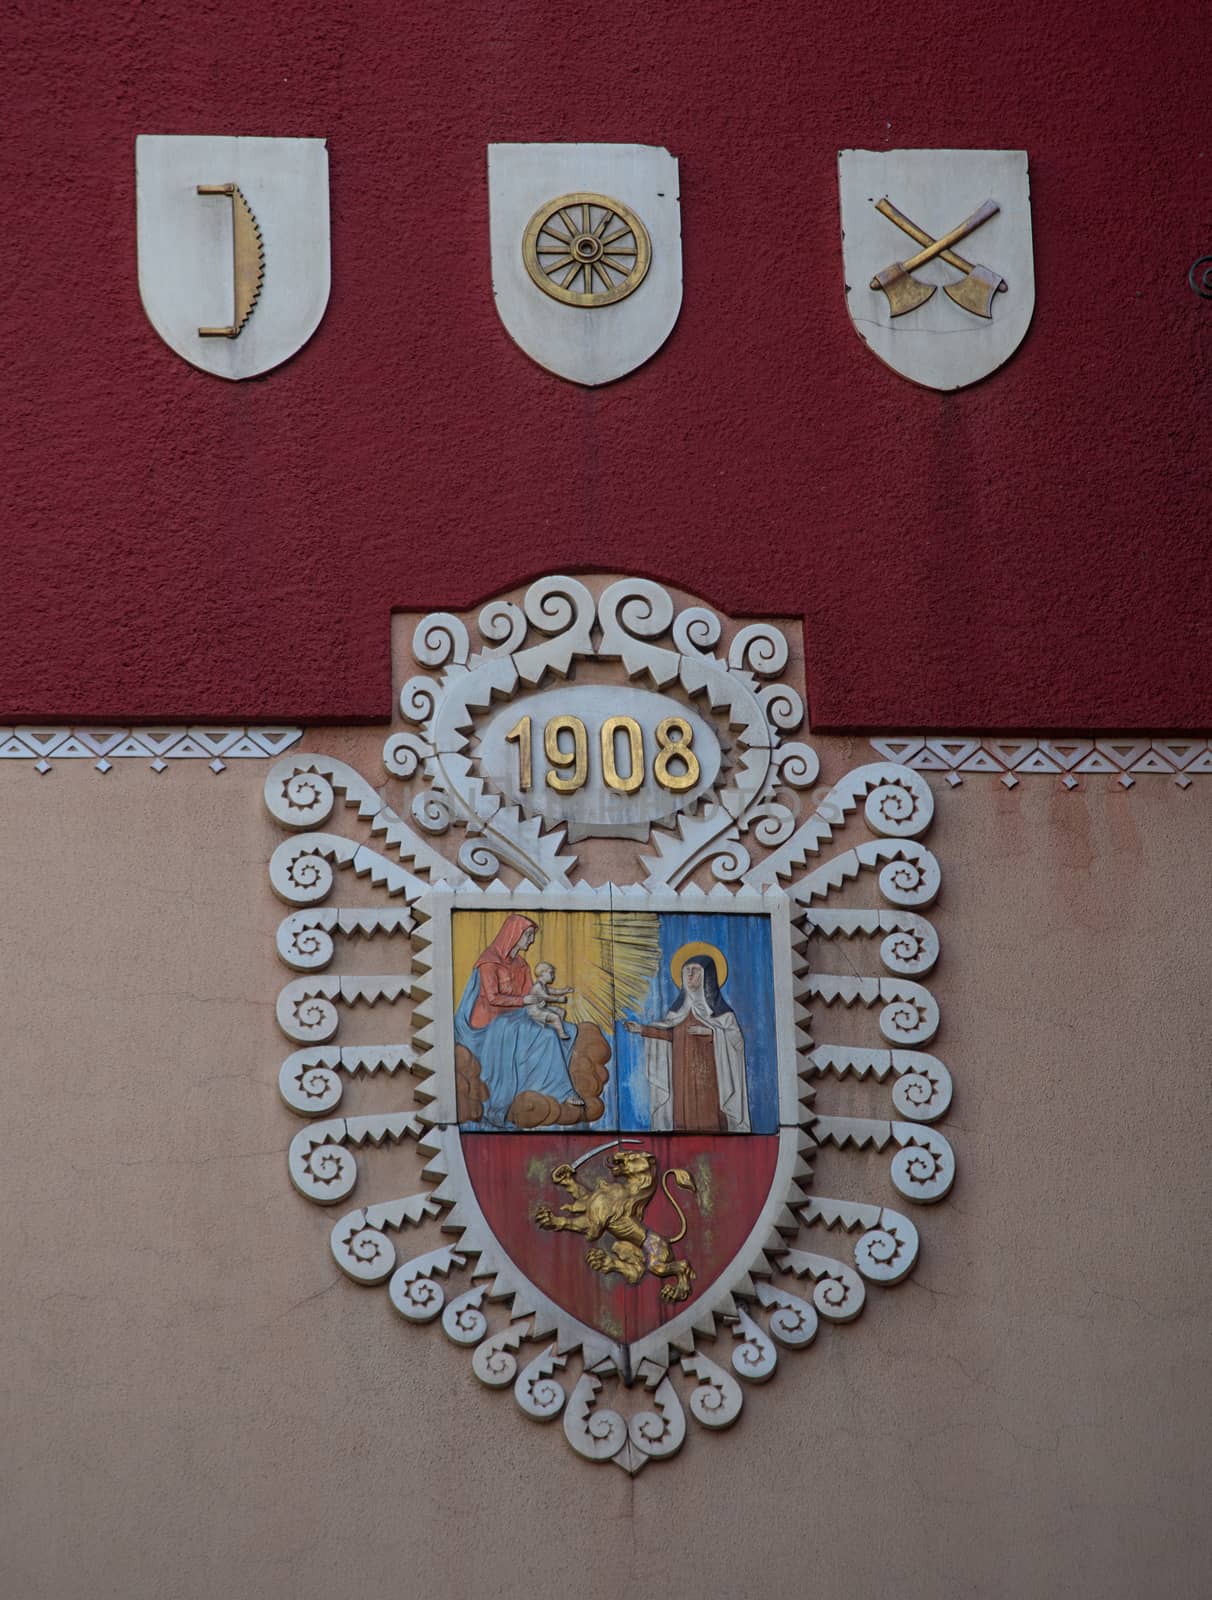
[3,750,1209,1598]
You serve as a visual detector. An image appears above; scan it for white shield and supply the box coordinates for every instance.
[136,135,330,380]
[838,149,1034,390]
[488,144,682,386]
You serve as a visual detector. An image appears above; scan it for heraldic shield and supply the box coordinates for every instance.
[136,134,330,379]
[268,575,954,1472]
[428,887,800,1368]
[488,143,682,385]
[838,148,1034,390]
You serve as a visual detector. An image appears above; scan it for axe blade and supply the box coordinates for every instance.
[871,262,937,318]
[943,263,1005,319]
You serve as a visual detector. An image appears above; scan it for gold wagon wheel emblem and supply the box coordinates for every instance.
[522,192,651,307]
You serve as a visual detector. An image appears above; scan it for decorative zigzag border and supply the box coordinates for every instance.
[0,725,302,774]
[871,735,1212,788]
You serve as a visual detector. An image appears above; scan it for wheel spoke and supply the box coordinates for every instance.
[560,261,584,291]
[600,226,631,246]
[558,208,580,238]
[593,208,614,237]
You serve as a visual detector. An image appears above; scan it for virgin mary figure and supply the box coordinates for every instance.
[626,945,750,1133]
[453,913,582,1127]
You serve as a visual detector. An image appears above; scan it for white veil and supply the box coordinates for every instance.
[644,985,750,1133]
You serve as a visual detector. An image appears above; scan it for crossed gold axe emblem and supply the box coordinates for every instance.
[870,197,1008,318]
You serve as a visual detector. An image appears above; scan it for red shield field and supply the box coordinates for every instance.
[462,1131,779,1349]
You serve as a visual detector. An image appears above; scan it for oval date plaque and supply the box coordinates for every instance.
[476,685,722,839]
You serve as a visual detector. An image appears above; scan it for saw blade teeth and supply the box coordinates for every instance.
[231,184,265,334]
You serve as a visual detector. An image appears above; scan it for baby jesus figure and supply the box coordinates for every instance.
[524,961,573,1040]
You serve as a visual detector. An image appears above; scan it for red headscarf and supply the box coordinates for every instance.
[469,914,538,1027]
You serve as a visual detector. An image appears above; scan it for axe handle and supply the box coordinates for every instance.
[899,199,999,273]
[876,198,975,274]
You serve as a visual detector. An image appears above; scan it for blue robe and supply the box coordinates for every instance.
[454,968,579,1126]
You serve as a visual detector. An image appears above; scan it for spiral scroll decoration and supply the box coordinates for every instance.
[472,1325,527,1387]
[514,1346,567,1421]
[681,1354,743,1429]
[332,1220,396,1284]
[442,1286,489,1346]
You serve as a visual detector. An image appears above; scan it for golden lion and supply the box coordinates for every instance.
[534,1149,697,1302]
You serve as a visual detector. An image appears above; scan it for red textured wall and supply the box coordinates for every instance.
[5,2,1209,729]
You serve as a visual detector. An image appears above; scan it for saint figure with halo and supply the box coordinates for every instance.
[625,942,750,1133]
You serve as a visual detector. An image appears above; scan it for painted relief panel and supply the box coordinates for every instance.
[467,1132,780,1352]
[450,906,780,1134]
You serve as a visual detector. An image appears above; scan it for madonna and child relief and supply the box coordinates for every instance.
[451,908,776,1135]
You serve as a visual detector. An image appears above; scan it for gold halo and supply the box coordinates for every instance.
[522,192,651,308]
[670,941,727,988]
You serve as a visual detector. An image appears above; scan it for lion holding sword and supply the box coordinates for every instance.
[534,1145,697,1303]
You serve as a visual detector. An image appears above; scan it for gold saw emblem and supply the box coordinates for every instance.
[196,183,265,338]
[522,192,651,308]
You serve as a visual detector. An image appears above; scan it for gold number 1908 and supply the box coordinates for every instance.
[504,713,699,795]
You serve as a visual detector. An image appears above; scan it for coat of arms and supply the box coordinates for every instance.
[488,144,682,385]
[267,576,952,1470]
[838,148,1034,389]
[137,134,330,379]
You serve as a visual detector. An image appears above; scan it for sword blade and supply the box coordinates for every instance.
[568,1136,642,1172]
